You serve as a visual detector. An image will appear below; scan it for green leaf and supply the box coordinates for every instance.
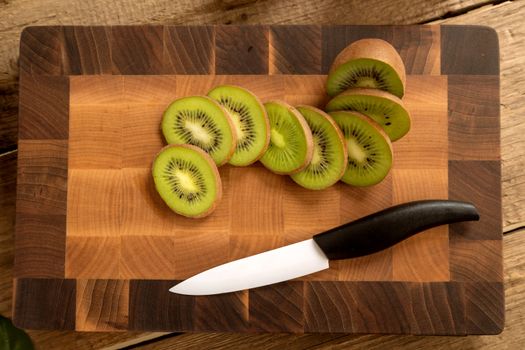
[0,315,34,350]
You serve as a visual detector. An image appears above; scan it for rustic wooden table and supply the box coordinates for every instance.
[1,1,523,349]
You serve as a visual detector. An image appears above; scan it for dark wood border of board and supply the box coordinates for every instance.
[13,25,502,334]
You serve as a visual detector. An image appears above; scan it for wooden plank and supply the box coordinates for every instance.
[18,26,64,75]
[465,282,505,334]
[193,291,249,331]
[111,26,165,75]
[215,25,269,74]
[62,26,112,75]
[249,281,304,332]
[449,160,501,240]
[0,151,16,317]
[441,25,499,75]
[164,26,215,74]
[448,75,500,160]
[129,280,194,331]
[76,279,129,331]
[269,25,322,74]
[16,140,68,215]
[436,0,525,231]
[18,75,69,140]
[450,238,503,282]
[13,278,76,330]
[0,81,17,151]
[304,281,465,334]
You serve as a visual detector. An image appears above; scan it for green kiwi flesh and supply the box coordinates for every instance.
[161,96,236,166]
[330,111,393,187]
[291,106,347,190]
[260,101,314,175]
[152,144,222,218]
[325,88,410,141]
[326,58,404,98]
[208,85,270,166]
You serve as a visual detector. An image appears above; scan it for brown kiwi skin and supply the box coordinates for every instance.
[152,144,222,219]
[295,105,348,185]
[265,100,315,175]
[329,38,406,95]
[211,84,271,165]
[336,111,394,179]
[161,95,238,167]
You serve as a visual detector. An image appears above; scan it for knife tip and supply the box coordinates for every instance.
[168,285,181,294]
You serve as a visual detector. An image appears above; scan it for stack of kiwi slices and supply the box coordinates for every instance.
[151,38,411,218]
[325,38,411,186]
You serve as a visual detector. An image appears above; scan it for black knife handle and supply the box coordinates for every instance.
[313,200,479,260]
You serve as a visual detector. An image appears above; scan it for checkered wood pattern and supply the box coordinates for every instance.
[13,25,502,334]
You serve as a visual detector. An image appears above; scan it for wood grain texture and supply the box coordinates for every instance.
[16,140,68,215]
[305,281,465,334]
[393,75,448,169]
[13,278,76,330]
[19,26,64,75]
[450,238,502,282]
[249,281,304,332]
[392,169,449,281]
[129,280,194,331]
[441,25,499,75]
[448,75,500,160]
[67,169,122,236]
[76,279,129,331]
[65,236,120,279]
[437,0,525,233]
[164,26,215,74]
[120,236,174,279]
[12,24,503,336]
[215,25,269,74]
[465,282,504,334]
[14,214,65,278]
[449,160,501,240]
[111,26,164,75]
[194,291,249,331]
[270,25,321,74]
[18,74,69,139]
[0,151,17,317]
[63,26,112,75]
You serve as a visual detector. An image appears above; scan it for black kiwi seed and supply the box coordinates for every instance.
[338,67,389,91]
[219,96,256,151]
[172,109,223,153]
[163,157,206,204]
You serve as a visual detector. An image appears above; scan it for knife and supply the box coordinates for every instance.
[169,200,479,296]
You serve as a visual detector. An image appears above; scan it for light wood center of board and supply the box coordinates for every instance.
[65,74,449,282]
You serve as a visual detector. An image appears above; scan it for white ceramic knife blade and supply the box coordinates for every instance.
[169,200,479,296]
[169,239,328,295]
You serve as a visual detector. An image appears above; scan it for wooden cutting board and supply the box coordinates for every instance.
[13,25,502,334]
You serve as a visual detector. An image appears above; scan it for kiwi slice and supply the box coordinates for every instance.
[325,88,410,141]
[207,85,270,166]
[330,111,393,187]
[291,106,347,190]
[161,96,237,166]
[260,101,314,175]
[152,144,222,218]
[326,38,406,98]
